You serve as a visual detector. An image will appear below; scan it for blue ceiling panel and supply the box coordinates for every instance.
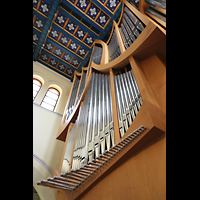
[54,12,67,27]
[74,27,87,41]
[98,0,106,4]
[38,0,51,16]
[92,0,113,17]
[33,0,122,81]
[66,68,74,76]
[33,29,41,44]
[68,40,79,53]
[39,49,75,79]
[33,0,38,9]
[33,0,60,61]
[86,3,100,20]
[105,0,121,12]
[96,10,110,27]
[49,26,61,40]
[76,46,88,58]
[83,33,95,46]
[71,58,81,68]
[65,19,77,34]
[40,52,50,62]
[68,0,76,3]
[62,0,104,32]
[59,34,70,46]
[49,58,58,67]
[76,0,90,12]
[63,53,72,63]
[53,46,63,57]
[50,23,91,51]
[45,37,84,62]
[57,63,66,72]
[44,40,55,52]
[34,16,46,31]
[58,6,98,38]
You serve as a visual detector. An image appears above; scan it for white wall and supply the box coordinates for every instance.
[33,61,72,200]
[33,61,72,114]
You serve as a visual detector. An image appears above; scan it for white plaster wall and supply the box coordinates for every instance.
[33,61,72,200]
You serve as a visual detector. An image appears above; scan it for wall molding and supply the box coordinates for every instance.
[33,153,54,176]
[33,102,63,117]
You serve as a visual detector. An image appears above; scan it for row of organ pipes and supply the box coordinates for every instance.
[92,44,102,65]
[63,4,145,123]
[119,6,145,49]
[61,63,142,173]
[62,72,115,172]
[114,67,142,138]
[108,29,121,62]
[64,70,87,122]
[37,1,165,194]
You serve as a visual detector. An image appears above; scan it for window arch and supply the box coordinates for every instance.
[33,78,42,100]
[40,87,60,111]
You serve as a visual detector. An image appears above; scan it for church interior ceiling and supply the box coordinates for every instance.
[33,0,123,81]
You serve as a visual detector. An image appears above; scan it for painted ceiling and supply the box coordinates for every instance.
[33,0,122,81]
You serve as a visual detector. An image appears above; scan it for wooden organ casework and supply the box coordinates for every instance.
[37,1,166,199]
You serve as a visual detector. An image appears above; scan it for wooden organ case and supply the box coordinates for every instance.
[37,1,166,199]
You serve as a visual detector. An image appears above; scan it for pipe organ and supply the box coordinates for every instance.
[108,29,121,62]
[114,65,142,138]
[119,6,145,49]
[37,1,166,199]
[64,70,87,123]
[71,72,115,170]
[92,44,103,65]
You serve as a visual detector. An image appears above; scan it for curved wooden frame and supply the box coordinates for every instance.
[92,39,109,65]
[56,0,165,142]
[93,22,165,73]
[57,66,89,141]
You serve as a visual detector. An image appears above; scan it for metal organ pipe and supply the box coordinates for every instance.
[59,5,145,174]
[61,71,120,173]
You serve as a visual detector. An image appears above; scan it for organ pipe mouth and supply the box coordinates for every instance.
[100,137,104,141]
[95,143,99,147]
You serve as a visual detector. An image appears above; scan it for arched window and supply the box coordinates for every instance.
[41,87,60,111]
[33,78,42,100]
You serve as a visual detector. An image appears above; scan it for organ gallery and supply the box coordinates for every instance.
[33,0,166,199]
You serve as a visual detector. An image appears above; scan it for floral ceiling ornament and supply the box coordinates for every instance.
[90,8,96,16]
[68,23,74,31]
[41,4,49,12]
[80,0,87,7]
[57,16,65,24]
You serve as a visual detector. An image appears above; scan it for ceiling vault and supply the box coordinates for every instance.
[33,0,61,61]
[33,0,122,81]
